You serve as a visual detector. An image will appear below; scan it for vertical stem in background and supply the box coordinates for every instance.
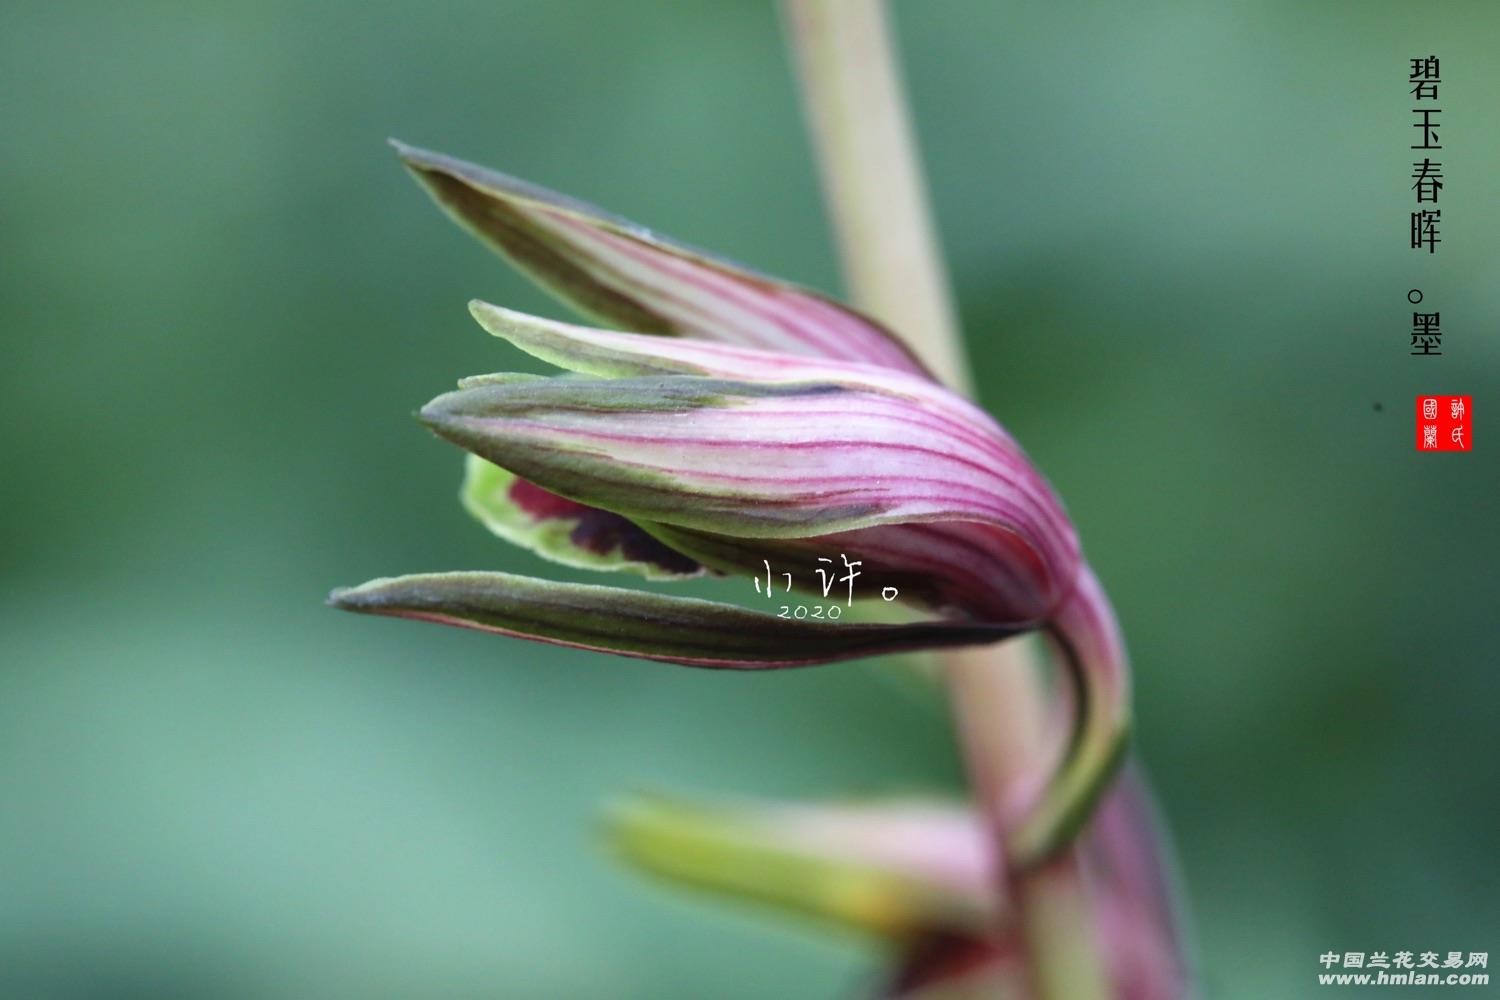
[780,2,1107,997]
[779,0,968,393]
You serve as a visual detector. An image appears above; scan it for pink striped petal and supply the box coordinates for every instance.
[465,300,1027,453]
[464,303,1071,622]
[393,142,930,374]
[328,571,1018,668]
[647,521,1054,625]
[419,377,1079,609]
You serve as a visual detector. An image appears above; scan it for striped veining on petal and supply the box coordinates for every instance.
[393,142,932,375]
[466,303,1065,519]
[328,571,1022,668]
[434,380,1051,517]
[647,520,1054,624]
[467,302,1024,454]
[418,377,1081,607]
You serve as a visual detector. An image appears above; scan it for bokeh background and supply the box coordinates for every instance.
[3,1,1497,997]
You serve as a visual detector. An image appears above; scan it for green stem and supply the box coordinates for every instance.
[779,0,968,392]
[780,3,1109,997]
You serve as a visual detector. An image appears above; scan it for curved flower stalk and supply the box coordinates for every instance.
[330,144,1130,867]
[604,768,1192,999]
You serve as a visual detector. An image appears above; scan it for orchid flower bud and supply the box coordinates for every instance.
[332,144,1132,866]
[603,768,1191,999]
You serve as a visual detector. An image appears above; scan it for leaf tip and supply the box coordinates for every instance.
[466,298,516,339]
[417,390,463,428]
[326,580,380,613]
[387,136,432,166]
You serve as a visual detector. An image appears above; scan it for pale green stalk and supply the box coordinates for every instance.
[779,0,967,393]
[780,2,1109,996]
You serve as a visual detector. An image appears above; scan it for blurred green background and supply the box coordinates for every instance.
[3,1,1496,997]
